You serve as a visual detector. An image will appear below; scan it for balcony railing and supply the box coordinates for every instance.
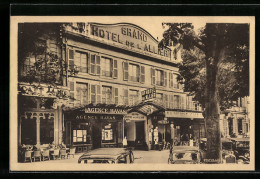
[101,70,112,77]
[129,76,139,82]
[156,81,164,86]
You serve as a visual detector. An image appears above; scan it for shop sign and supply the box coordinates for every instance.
[165,111,203,119]
[75,114,116,120]
[141,87,156,101]
[89,23,171,59]
[158,120,169,124]
[124,112,146,121]
[85,107,127,114]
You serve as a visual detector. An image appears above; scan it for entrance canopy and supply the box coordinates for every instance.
[127,101,165,116]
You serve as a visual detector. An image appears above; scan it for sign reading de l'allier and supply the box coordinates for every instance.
[90,24,171,58]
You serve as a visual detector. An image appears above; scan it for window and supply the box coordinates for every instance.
[101,57,112,77]
[73,130,87,143]
[76,83,88,105]
[129,64,139,82]
[156,93,163,103]
[40,118,54,144]
[174,95,180,109]
[75,51,88,73]
[129,90,139,105]
[21,117,36,145]
[72,123,91,144]
[123,89,128,105]
[155,70,163,86]
[173,74,179,88]
[102,122,117,143]
[102,86,112,104]
[90,54,101,75]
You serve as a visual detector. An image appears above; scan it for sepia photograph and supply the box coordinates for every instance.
[10,16,255,171]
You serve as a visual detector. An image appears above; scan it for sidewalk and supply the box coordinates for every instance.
[21,149,170,164]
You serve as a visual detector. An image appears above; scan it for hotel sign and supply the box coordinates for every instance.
[89,23,171,59]
[165,111,203,119]
[141,87,156,101]
[84,107,127,115]
[124,112,146,121]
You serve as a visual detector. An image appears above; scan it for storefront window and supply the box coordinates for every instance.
[101,122,117,144]
[21,117,36,145]
[72,123,91,144]
[40,118,54,144]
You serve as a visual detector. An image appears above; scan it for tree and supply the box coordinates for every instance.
[160,23,249,162]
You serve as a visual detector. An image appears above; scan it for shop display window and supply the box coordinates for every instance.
[101,122,117,144]
[72,123,91,144]
[40,118,54,144]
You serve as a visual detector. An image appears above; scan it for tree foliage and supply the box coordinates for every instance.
[160,23,249,110]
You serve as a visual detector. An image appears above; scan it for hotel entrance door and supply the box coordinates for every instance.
[135,121,145,149]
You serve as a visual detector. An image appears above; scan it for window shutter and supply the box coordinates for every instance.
[169,72,173,88]
[164,71,167,87]
[181,96,185,109]
[151,68,155,85]
[96,55,101,76]
[113,59,118,79]
[124,89,128,105]
[123,62,129,81]
[82,84,88,104]
[69,82,74,99]
[68,49,74,70]
[96,84,101,104]
[140,66,145,83]
[164,94,168,108]
[170,95,174,109]
[114,87,119,105]
[90,54,96,74]
[91,84,96,104]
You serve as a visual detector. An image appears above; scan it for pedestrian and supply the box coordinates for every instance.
[123,136,128,148]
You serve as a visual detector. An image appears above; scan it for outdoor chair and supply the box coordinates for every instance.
[51,149,60,160]
[67,148,76,159]
[42,149,50,161]
[60,149,67,159]
[33,150,41,162]
[24,151,32,163]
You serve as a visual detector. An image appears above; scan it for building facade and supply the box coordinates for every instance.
[220,96,250,138]
[18,22,204,153]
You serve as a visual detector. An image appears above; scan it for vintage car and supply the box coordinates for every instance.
[200,138,233,158]
[168,146,201,164]
[78,148,134,164]
[230,138,250,164]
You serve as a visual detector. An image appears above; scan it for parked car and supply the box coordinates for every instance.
[199,138,233,161]
[78,148,134,164]
[168,146,201,164]
[230,138,250,164]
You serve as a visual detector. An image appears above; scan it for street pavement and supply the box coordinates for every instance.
[22,149,170,164]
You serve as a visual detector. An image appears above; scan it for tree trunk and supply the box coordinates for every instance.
[205,57,222,163]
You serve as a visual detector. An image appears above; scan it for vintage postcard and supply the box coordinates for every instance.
[10,16,255,171]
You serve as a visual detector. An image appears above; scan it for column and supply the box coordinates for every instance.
[36,118,40,146]
[18,117,22,145]
[170,122,175,145]
[58,106,63,144]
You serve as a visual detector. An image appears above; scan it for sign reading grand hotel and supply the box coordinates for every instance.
[89,23,171,59]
